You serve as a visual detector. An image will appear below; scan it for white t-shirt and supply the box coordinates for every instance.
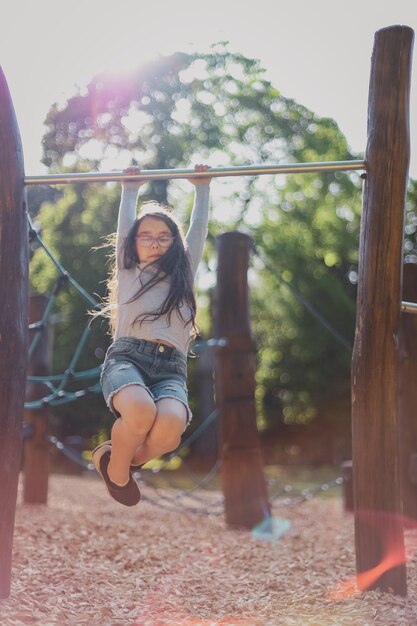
[114,185,210,354]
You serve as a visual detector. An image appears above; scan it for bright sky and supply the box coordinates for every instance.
[1,0,416,177]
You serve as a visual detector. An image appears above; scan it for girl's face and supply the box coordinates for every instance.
[135,216,174,263]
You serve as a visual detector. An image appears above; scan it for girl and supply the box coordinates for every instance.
[92,164,212,506]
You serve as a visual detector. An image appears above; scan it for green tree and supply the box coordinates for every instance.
[250,167,361,434]
[33,44,375,445]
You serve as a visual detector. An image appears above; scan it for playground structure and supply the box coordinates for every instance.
[0,24,415,599]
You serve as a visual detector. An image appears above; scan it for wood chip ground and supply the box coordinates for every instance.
[1,474,417,625]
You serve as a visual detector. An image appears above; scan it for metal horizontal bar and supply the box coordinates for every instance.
[401,300,417,314]
[24,160,366,185]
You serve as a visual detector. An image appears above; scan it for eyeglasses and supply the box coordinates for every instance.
[135,234,174,248]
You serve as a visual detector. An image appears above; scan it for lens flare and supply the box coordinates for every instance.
[327,510,417,600]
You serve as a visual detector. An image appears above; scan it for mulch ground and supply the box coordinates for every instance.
[1,473,417,626]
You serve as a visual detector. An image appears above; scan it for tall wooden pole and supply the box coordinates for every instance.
[0,67,29,598]
[352,25,414,595]
[214,232,270,528]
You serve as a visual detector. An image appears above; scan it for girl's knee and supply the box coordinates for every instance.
[151,427,182,453]
[156,398,188,424]
[113,386,157,434]
[148,404,187,451]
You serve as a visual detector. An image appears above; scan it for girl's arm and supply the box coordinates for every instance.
[116,168,147,268]
[185,165,212,275]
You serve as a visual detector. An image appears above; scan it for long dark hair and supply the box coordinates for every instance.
[107,201,197,338]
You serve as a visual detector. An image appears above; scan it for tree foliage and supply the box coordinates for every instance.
[31,44,417,444]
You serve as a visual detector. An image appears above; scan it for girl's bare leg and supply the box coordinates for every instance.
[131,398,187,467]
[108,385,157,485]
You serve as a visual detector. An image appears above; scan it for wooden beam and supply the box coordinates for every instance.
[214,232,270,528]
[0,67,29,598]
[351,25,414,595]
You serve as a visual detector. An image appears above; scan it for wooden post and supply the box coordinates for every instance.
[0,67,29,598]
[23,294,51,504]
[399,263,417,520]
[351,26,414,595]
[214,232,270,528]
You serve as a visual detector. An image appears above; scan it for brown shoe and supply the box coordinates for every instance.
[92,443,141,506]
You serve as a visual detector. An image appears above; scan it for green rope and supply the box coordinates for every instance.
[27,366,101,383]
[28,215,100,309]
[253,246,352,353]
[26,215,103,409]
[28,278,64,357]
[25,382,102,410]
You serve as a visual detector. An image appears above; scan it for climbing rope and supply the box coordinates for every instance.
[252,244,353,353]
[49,435,94,471]
[267,475,344,507]
[48,429,344,516]
[47,408,224,515]
[27,215,103,409]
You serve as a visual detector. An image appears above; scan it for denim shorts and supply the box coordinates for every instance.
[100,337,191,425]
